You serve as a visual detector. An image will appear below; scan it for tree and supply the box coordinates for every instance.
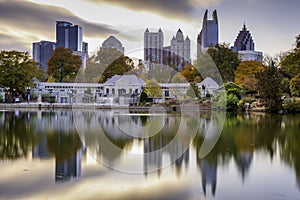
[145,79,162,102]
[186,82,201,99]
[47,47,82,82]
[101,56,135,82]
[280,34,300,78]
[0,50,41,95]
[84,48,123,83]
[180,65,201,83]
[234,61,264,90]
[207,44,240,82]
[290,74,300,96]
[255,62,282,111]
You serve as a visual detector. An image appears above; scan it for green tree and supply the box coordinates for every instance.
[0,50,41,95]
[47,47,82,82]
[255,62,282,111]
[280,34,300,78]
[186,82,201,99]
[234,61,264,90]
[290,74,300,96]
[207,44,240,82]
[101,56,135,82]
[145,79,162,102]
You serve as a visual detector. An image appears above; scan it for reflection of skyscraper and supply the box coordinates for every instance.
[197,10,219,55]
[32,136,50,158]
[234,151,253,183]
[55,150,82,181]
[143,136,163,177]
[198,159,217,197]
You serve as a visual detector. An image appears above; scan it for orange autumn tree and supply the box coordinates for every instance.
[234,61,264,91]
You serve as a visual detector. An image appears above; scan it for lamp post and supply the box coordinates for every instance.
[26,87,31,104]
[12,88,16,103]
[5,87,10,103]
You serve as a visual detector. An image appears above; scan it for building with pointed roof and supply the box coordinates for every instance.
[170,29,191,71]
[100,36,124,54]
[232,24,263,62]
[144,28,164,70]
[197,10,219,55]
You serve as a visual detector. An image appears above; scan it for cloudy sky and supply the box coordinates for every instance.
[0,0,299,60]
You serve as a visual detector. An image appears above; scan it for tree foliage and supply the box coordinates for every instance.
[47,47,82,82]
[101,56,135,82]
[0,50,41,94]
[180,65,201,83]
[186,82,201,99]
[290,74,300,96]
[207,44,240,82]
[280,34,300,78]
[255,63,282,110]
[145,79,162,100]
[234,61,264,90]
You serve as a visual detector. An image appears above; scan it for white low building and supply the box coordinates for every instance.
[34,75,219,104]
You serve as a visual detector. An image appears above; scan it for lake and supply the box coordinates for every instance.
[0,109,300,200]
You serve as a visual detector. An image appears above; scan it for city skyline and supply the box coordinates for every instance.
[0,0,299,61]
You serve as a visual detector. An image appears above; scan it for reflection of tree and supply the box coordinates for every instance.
[0,111,35,160]
[278,116,300,189]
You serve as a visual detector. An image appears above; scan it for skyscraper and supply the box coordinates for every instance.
[197,10,219,55]
[56,21,83,52]
[144,28,164,70]
[233,24,255,51]
[32,41,56,70]
[100,36,124,54]
[170,29,191,71]
[232,24,263,62]
[56,21,88,68]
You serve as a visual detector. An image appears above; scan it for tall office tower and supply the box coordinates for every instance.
[170,29,191,71]
[56,21,83,52]
[232,24,263,62]
[233,24,255,51]
[32,41,56,70]
[197,10,219,55]
[55,21,88,68]
[144,28,164,70]
[100,36,124,54]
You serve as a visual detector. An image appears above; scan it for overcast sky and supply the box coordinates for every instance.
[0,0,299,61]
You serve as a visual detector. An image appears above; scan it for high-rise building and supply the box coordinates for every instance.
[233,24,255,51]
[100,36,124,54]
[32,41,56,70]
[144,28,164,70]
[56,21,88,68]
[56,21,83,52]
[232,24,263,62]
[197,10,219,55]
[170,29,191,71]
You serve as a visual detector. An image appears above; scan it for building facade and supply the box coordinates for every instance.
[56,21,88,68]
[100,36,124,54]
[170,29,191,71]
[32,41,56,70]
[232,24,263,62]
[197,10,219,55]
[144,28,164,70]
[34,75,219,105]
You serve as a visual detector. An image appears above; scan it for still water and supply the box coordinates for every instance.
[0,109,300,200]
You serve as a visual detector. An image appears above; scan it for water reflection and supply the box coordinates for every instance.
[0,110,300,199]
